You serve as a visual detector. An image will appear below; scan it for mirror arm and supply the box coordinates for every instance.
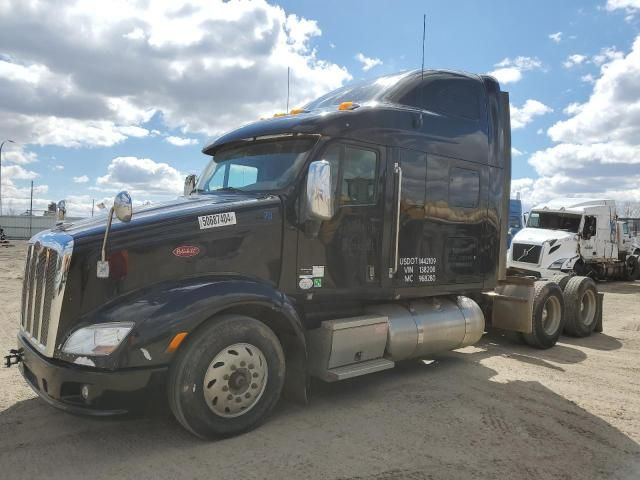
[101,207,114,263]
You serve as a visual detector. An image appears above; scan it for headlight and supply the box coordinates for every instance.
[548,258,568,270]
[62,322,134,356]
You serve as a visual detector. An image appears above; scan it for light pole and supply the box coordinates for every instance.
[0,139,16,216]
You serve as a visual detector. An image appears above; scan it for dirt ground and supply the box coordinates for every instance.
[1,240,639,479]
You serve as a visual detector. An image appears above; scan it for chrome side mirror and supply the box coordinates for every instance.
[56,200,66,222]
[306,160,333,220]
[113,191,132,223]
[184,174,197,196]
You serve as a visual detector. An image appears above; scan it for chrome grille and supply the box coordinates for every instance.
[20,232,72,357]
[512,243,542,264]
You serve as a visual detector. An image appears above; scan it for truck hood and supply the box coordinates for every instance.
[53,192,276,241]
[512,228,576,246]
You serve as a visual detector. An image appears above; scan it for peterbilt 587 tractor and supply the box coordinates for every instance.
[508,198,640,281]
[6,70,604,439]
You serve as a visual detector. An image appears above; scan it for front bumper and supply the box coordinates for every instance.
[17,334,167,415]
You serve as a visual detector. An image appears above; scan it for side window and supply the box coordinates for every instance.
[319,143,379,207]
[623,223,629,235]
[449,167,479,208]
[583,216,597,239]
[341,146,377,204]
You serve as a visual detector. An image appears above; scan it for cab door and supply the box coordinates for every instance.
[296,141,386,294]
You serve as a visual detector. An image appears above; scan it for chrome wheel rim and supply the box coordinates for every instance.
[542,296,562,335]
[203,343,268,418]
[579,289,597,326]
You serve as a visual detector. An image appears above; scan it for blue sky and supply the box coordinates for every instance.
[1,0,639,215]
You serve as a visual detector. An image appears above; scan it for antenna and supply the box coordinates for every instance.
[421,14,426,79]
[286,66,290,112]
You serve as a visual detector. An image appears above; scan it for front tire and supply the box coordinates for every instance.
[563,276,598,337]
[523,281,565,349]
[624,256,640,281]
[167,314,286,439]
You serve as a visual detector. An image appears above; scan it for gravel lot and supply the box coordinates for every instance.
[1,240,639,479]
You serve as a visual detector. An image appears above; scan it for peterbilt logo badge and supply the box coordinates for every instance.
[173,246,200,257]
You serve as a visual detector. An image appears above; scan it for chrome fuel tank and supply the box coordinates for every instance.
[366,296,484,361]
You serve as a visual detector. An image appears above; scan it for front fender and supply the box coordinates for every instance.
[57,274,305,372]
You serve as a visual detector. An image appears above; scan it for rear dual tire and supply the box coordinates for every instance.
[522,281,565,349]
[563,276,598,337]
[167,314,285,439]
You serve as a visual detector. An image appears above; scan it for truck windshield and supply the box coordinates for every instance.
[196,137,315,193]
[527,211,581,232]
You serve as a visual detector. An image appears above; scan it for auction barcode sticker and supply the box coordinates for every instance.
[198,212,237,229]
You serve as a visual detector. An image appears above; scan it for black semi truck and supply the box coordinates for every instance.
[6,70,603,439]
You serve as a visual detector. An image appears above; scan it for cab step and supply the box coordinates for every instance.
[322,358,395,382]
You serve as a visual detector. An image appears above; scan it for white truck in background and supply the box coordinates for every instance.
[508,198,640,281]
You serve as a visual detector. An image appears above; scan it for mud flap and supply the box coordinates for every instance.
[487,276,535,334]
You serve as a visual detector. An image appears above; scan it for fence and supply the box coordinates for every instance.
[0,215,83,240]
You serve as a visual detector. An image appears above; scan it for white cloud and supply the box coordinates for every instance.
[355,53,382,72]
[512,147,524,157]
[510,100,553,129]
[165,135,199,147]
[606,0,640,12]
[1,164,38,181]
[548,39,640,145]
[592,47,624,65]
[53,165,64,171]
[0,144,37,165]
[521,35,640,206]
[488,56,542,84]
[549,32,563,43]
[0,0,351,147]
[73,175,89,183]
[96,156,183,196]
[563,54,588,68]
[581,74,595,83]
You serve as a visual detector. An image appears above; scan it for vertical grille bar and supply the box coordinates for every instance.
[24,245,39,333]
[21,245,33,328]
[40,250,58,346]
[31,250,47,341]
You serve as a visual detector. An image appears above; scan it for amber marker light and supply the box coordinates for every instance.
[289,108,306,115]
[338,101,354,111]
[166,332,188,353]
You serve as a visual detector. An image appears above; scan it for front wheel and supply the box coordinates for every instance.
[167,314,286,439]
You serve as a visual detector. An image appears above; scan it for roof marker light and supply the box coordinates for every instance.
[290,108,306,115]
[273,112,287,118]
[338,101,359,111]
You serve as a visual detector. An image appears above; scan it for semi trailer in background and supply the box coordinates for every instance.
[508,198,640,281]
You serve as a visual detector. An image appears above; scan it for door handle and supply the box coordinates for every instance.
[389,162,402,278]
